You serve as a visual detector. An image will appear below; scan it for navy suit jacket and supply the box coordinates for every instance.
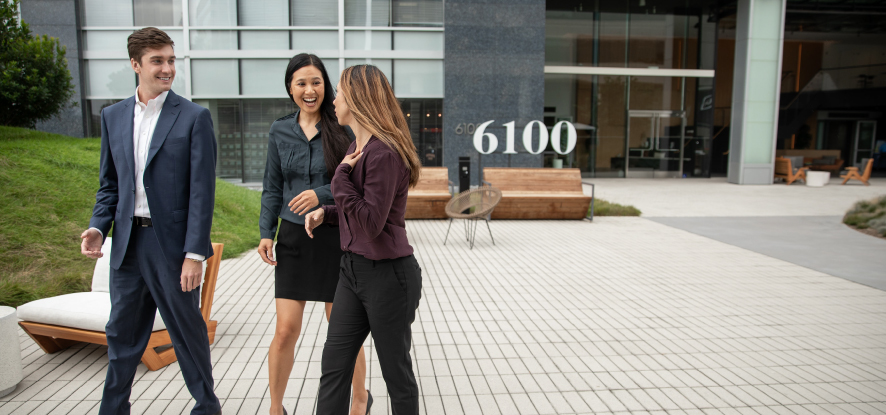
[89,90,217,270]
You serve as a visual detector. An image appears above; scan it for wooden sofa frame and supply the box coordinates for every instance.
[482,168,592,219]
[405,166,452,219]
[18,243,224,371]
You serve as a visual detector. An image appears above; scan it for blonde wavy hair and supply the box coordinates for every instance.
[338,64,422,187]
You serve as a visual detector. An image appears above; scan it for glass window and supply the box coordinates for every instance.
[344,31,392,50]
[87,99,123,137]
[242,99,295,182]
[291,31,338,51]
[190,31,238,50]
[400,99,443,166]
[83,31,132,51]
[291,0,338,26]
[392,0,442,27]
[240,0,288,26]
[241,60,290,96]
[195,99,243,179]
[191,60,239,96]
[189,0,236,26]
[134,0,182,26]
[393,60,442,97]
[81,0,133,26]
[345,0,390,26]
[171,61,186,94]
[345,59,392,84]
[240,31,290,50]
[544,9,595,66]
[325,59,340,87]
[393,32,442,51]
[86,60,135,97]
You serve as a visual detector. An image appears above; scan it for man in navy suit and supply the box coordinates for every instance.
[80,27,221,415]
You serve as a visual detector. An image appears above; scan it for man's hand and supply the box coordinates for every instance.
[180,259,203,292]
[305,209,324,239]
[341,148,363,169]
[257,238,276,266]
[289,189,319,216]
[80,229,103,259]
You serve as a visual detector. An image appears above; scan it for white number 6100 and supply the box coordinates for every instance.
[472,120,577,155]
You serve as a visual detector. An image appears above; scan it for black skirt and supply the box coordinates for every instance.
[274,219,343,302]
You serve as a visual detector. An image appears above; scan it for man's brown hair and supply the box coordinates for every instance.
[127,27,175,64]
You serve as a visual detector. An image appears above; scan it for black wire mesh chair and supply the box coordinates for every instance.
[443,185,502,249]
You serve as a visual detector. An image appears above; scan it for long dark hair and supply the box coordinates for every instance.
[284,53,351,178]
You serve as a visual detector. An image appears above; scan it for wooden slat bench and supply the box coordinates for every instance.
[483,167,592,219]
[405,167,451,219]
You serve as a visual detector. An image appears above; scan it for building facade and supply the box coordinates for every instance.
[20,0,886,185]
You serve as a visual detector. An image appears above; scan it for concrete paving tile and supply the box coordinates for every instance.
[9,216,886,414]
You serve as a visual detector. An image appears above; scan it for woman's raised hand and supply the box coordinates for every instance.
[340,148,363,168]
[304,208,325,239]
[289,189,319,215]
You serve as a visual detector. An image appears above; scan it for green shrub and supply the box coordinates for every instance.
[0,0,76,128]
[843,195,886,235]
[591,199,642,217]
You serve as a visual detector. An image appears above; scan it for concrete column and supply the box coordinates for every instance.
[443,0,545,186]
[727,0,787,185]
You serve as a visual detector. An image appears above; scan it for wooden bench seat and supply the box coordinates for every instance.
[482,168,592,219]
[406,167,451,219]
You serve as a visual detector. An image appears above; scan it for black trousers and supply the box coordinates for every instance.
[317,252,422,415]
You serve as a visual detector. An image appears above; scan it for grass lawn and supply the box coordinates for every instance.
[591,198,641,217]
[0,126,261,307]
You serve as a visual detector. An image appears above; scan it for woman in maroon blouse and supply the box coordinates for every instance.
[304,64,423,415]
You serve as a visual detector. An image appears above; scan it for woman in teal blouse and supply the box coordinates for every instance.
[258,54,370,415]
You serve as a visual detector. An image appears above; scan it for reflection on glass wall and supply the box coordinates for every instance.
[82,0,182,26]
[401,99,443,167]
[345,0,443,27]
[192,99,294,182]
[86,60,135,97]
[134,0,182,26]
[85,92,448,181]
[86,99,122,137]
[545,0,717,178]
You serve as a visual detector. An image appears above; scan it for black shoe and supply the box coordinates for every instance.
[366,390,373,415]
[283,409,287,415]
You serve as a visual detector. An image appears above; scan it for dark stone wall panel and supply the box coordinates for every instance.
[443,0,545,185]
[20,0,85,137]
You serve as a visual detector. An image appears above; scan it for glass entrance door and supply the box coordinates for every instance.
[625,110,687,178]
[854,121,877,168]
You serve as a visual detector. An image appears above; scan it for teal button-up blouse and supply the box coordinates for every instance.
[260,110,343,239]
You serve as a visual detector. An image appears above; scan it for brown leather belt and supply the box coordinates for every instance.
[134,217,153,227]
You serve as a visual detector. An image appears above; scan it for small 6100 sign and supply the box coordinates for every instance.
[468,120,577,155]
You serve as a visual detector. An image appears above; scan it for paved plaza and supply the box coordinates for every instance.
[3,178,886,414]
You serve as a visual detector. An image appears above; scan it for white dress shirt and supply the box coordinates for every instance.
[92,87,203,262]
[133,88,166,219]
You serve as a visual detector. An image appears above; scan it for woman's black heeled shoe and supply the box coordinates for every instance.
[282,409,288,415]
[365,390,373,415]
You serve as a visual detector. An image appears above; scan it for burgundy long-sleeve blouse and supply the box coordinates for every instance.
[321,136,414,260]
